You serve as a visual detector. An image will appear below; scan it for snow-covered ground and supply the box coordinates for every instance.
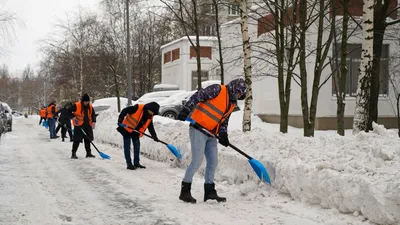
[0,116,386,225]
[95,107,400,225]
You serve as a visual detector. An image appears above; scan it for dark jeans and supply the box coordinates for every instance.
[48,118,56,138]
[123,136,140,166]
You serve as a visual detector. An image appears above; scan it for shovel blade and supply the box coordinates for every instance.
[99,151,111,160]
[249,158,271,184]
[166,144,182,159]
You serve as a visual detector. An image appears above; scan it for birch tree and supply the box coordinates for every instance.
[237,0,253,132]
[353,0,374,133]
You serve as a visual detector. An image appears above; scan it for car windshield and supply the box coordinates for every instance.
[159,91,196,106]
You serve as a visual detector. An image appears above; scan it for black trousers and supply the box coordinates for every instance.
[61,123,73,139]
[39,117,46,125]
[71,126,93,154]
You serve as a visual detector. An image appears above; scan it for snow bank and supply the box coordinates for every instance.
[95,108,400,225]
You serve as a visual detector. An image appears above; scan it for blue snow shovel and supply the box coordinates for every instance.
[119,124,182,159]
[185,118,271,184]
[42,120,49,129]
[80,128,111,160]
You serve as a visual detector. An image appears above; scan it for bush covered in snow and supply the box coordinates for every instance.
[95,108,400,225]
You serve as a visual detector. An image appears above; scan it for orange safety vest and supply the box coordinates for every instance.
[122,104,152,137]
[46,105,58,119]
[189,85,235,134]
[72,102,93,127]
[40,109,46,117]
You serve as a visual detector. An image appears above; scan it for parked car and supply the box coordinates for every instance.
[2,103,12,132]
[159,91,196,119]
[136,90,185,105]
[153,84,180,92]
[0,102,7,136]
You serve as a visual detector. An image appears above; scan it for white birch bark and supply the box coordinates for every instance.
[353,0,374,133]
[239,0,253,132]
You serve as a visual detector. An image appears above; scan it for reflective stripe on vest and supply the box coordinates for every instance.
[189,85,235,134]
[122,104,152,137]
[72,102,93,127]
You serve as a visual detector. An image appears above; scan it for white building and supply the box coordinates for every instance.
[221,2,400,129]
[160,36,221,91]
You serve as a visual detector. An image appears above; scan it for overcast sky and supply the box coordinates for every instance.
[1,0,100,75]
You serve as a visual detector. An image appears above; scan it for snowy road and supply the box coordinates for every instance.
[0,117,371,225]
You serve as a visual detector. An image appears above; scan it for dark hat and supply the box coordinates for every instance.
[81,94,90,102]
[144,102,160,115]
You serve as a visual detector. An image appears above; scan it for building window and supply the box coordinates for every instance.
[209,4,215,14]
[205,25,215,36]
[332,43,389,97]
[172,48,180,61]
[164,51,171,64]
[191,70,209,90]
[228,4,240,16]
[190,46,212,59]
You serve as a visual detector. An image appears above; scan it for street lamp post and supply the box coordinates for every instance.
[126,0,132,106]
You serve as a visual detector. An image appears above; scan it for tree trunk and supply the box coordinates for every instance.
[239,0,252,132]
[298,0,310,136]
[367,18,386,130]
[276,0,287,133]
[112,66,121,112]
[193,0,202,91]
[397,93,400,137]
[213,0,224,84]
[79,47,84,96]
[353,0,374,133]
[337,0,349,136]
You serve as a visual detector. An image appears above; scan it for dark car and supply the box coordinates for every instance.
[0,102,7,137]
[158,91,196,119]
[2,103,12,132]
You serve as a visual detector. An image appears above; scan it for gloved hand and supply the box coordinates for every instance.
[92,122,96,129]
[218,132,229,147]
[152,135,159,142]
[177,107,190,121]
[119,122,126,127]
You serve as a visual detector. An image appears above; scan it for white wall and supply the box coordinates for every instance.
[221,7,400,118]
[161,37,220,91]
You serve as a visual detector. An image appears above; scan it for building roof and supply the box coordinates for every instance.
[161,36,219,50]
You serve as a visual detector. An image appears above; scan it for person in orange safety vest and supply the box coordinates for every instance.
[39,106,47,125]
[46,100,59,139]
[176,78,247,204]
[116,102,160,170]
[69,94,96,159]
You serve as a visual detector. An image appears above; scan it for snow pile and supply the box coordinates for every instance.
[95,108,400,225]
[93,97,128,110]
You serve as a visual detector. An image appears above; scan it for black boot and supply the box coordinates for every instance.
[71,152,78,159]
[179,181,196,203]
[86,152,95,158]
[62,137,65,142]
[134,163,146,169]
[127,165,136,170]
[204,183,226,202]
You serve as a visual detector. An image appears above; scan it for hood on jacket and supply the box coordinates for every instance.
[144,102,160,115]
[226,78,246,100]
